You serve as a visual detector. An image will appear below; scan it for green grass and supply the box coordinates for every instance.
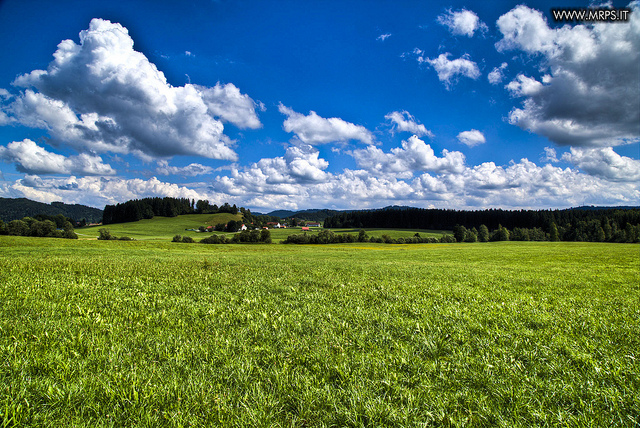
[1,237,639,427]
[78,214,450,242]
[78,213,243,240]
[269,227,449,243]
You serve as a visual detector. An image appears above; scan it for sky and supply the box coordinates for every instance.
[0,0,638,212]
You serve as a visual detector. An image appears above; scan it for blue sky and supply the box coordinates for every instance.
[0,0,638,211]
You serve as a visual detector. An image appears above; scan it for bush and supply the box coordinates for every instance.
[98,228,113,240]
[63,230,78,239]
[440,234,456,243]
[181,236,194,243]
[172,234,183,242]
[200,235,229,244]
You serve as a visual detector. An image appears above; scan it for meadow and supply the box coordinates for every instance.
[79,215,448,243]
[1,236,638,427]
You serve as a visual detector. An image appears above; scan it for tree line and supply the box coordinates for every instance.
[323,207,640,243]
[173,229,272,244]
[102,198,242,224]
[0,214,78,239]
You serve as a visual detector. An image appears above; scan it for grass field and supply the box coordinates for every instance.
[78,215,449,243]
[1,237,639,427]
[78,214,243,240]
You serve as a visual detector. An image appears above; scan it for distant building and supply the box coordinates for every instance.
[306,223,321,228]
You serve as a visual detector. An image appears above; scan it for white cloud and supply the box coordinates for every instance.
[495,6,556,54]
[0,175,210,208]
[497,3,640,147]
[488,62,508,84]
[561,147,640,182]
[377,33,392,41]
[208,155,638,210]
[197,82,263,129]
[6,152,634,211]
[423,53,480,88]
[0,139,115,175]
[350,135,466,177]
[437,9,488,37]
[457,130,486,147]
[156,160,214,177]
[3,18,263,161]
[385,111,433,137]
[279,104,374,145]
[542,147,559,163]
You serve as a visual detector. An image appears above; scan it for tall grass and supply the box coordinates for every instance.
[1,237,638,427]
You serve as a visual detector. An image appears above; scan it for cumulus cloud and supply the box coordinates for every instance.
[279,104,374,145]
[377,33,392,41]
[497,3,640,147]
[542,147,559,163]
[488,62,508,84]
[561,147,640,182]
[0,139,115,175]
[350,135,466,177]
[207,154,638,210]
[156,160,213,177]
[437,8,488,37]
[197,82,263,129]
[0,175,210,208]
[385,111,433,137]
[210,145,330,200]
[2,18,263,161]
[457,130,486,147]
[421,53,480,88]
[5,153,635,211]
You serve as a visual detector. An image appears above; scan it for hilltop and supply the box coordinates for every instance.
[0,198,103,223]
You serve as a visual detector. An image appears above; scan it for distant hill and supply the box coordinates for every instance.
[0,198,103,223]
[267,205,418,221]
[267,208,348,222]
[572,205,639,210]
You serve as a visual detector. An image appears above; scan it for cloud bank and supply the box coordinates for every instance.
[4,18,262,161]
[497,3,640,147]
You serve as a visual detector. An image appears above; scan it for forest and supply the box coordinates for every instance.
[102,198,241,224]
[0,213,78,239]
[323,207,640,243]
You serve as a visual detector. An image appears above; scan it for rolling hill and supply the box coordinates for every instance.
[0,198,103,223]
[79,213,243,240]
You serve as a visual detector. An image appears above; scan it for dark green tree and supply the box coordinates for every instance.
[478,224,489,242]
[7,220,28,236]
[453,224,467,242]
[98,228,113,240]
[260,228,272,243]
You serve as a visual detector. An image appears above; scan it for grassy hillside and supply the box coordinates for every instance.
[268,227,449,243]
[78,214,451,242]
[1,237,638,426]
[79,213,242,240]
[0,197,103,223]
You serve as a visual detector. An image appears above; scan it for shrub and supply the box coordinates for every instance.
[200,235,228,244]
[440,234,456,243]
[98,228,113,240]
